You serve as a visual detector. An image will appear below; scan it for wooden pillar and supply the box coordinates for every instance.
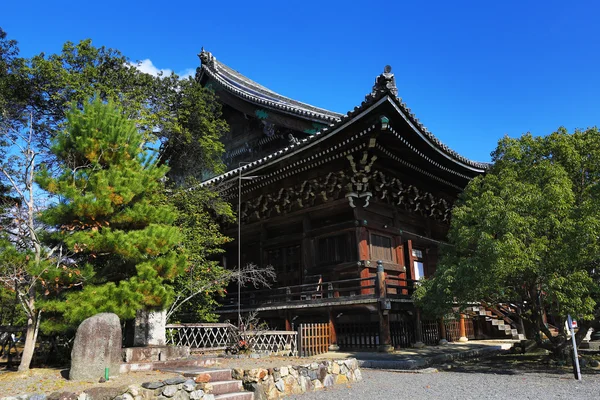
[284,313,292,331]
[301,216,312,284]
[376,261,393,352]
[358,227,371,295]
[328,309,339,351]
[413,307,425,347]
[438,318,448,344]
[458,313,468,342]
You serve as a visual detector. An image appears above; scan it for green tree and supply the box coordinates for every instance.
[415,127,600,357]
[38,98,187,326]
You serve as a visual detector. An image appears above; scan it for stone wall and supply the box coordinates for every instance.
[234,358,362,400]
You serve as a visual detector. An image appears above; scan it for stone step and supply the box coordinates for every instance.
[208,380,244,395]
[179,368,233,382]
[215,392,254,400]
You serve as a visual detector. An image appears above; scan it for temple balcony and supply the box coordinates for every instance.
[217,275,416,313]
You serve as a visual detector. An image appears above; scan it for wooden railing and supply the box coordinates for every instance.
[219,275,416,310]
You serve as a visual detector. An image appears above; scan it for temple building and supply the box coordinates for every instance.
[197,50,512,350]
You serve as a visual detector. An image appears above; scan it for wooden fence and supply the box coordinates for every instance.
[297,323,330,357]
[421,320,440,345]
[390,320,415,348]
[337,322,379,349]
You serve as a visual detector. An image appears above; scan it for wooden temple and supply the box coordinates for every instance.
[197,49,494,350]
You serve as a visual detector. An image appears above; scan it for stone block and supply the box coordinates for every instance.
[335,374,348,385]
[331,363,340,374]
[69,313,122,381]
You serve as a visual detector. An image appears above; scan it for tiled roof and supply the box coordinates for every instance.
[198,49,342,123]
[199,56,490,188]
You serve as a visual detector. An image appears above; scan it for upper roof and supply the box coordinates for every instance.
[198,49,342,124]
[199,52,490,188]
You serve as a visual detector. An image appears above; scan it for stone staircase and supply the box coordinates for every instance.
[167,368,253,400]
[467,304,525,341]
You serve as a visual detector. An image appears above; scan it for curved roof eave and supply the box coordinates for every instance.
[198,49,343,124]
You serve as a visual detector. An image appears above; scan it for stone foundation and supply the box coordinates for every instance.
[234,358,362,399]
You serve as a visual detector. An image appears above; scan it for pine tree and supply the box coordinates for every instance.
[38,98,187,324]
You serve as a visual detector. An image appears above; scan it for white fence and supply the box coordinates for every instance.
[165,323,297,355]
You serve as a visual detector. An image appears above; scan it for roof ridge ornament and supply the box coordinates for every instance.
[370,65,398,98]
[198,47,217,70]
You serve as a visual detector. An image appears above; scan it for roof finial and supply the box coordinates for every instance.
[198,48,216,69]
[370,65,398,98]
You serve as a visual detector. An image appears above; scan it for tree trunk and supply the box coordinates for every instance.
[18,297,38,371]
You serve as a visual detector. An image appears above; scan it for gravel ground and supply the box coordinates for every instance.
[0,368,181,397]
[289,369,600,400]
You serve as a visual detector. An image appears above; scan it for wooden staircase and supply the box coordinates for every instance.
[167,368,253,400]
[467,304,525,341]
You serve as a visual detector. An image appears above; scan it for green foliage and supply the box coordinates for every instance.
[416,127,600,336]
[168,180,234,322]
[38,99,187,326]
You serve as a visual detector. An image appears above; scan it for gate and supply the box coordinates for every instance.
[297,323,330,357]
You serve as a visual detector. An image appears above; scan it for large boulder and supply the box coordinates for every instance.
[69,313,122,381]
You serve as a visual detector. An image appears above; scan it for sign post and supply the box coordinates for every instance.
[567,314,581,381]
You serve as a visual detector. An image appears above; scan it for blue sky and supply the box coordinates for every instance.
[3,0,599,162]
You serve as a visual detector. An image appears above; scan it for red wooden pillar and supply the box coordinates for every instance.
[328,309,339,351]
[284,313,292,331]
[358,227,371,295]
[394,237,407,295]
[458,313,468,342]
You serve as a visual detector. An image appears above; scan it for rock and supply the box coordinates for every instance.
[203,383,214,393]
[275,378,285,392]
[258,368,269,380]
[47,392,78,400]
[589,359,600,367]
[121,394,134,400]
[310,362,319,369]
[127,385,141,396]
[189,390,204,400]
[335,374,348,385]
[340,364,348,374]
[195,373,211,383]
[354,369,362,381]
[245,382,267,400]
[272,371,280,381]
[298,367,308,377]
[142,382,165,390]
[162,386,178,397]
[83,387,127,400]
[98,377,106,383]
[308,369,318,380]
[182,379,196,391]
[299,376,314,392]
[232,368,244,380]
[344,359,356,370]
[579,358,588,368]
[171,392,189,400]
[289,367,298,378]
[29,396,47,400]
[203,395,215,400]
[77,393,90,400]
[331,363,340,374]
[267,385,280,400]
[69,313,122,381]
[317,365,327,382]
[323,374,334,387]
[164,377,187,385]
[313,379,324,390]
[279,367,289,377]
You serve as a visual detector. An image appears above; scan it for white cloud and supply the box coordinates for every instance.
[130,59,195,80]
